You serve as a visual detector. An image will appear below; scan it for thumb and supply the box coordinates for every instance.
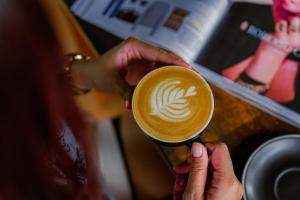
[183,143,208,200]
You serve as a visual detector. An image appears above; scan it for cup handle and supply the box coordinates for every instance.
[186,135,205,150]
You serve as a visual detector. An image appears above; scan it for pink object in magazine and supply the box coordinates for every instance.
[273,0,300,22]
[223,0,300,103]
[222,57,253,81]
[266,60,299,103]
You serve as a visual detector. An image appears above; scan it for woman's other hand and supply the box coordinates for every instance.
[72,37,191,108]
[174,143,243,200]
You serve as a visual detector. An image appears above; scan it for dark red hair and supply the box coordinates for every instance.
[0,0,101,199]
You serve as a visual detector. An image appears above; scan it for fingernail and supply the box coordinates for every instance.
[191,143,203,158]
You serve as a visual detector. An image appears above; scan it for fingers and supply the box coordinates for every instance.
[174,162,190,200]
[275,18,300,52]
[289,17,300,47]
[114,70,133,106]
[289,17,300,34]
[183,143,208,200]
[119,37,191,109]
[174,143,242,200]
[206,143,236,185]
[174,174,189,200]
[206,143,243,200]
[174,162,190,174]
[124,37,192,68]
[275,20,288,35]
[275,20,289,49]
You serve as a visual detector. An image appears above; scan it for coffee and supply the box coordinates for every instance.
[132,66,214,143]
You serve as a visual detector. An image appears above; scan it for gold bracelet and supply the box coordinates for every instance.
[63,53,92,96]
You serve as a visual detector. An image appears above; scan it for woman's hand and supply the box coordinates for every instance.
[174,143,243,200]
[72,37,191,107]
[244,17,300,83]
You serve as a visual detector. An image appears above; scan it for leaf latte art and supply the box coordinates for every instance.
[150,79,197,122]
[132,66,213,143]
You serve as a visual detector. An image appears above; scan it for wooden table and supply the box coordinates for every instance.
[161,84,300,178]
[69,10,300,179]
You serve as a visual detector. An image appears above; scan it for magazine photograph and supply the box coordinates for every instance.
[3,0,300,200]
[72,0,300,127]
[197,0,300,126]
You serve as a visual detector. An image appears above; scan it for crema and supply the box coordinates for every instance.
[132,66,214,143]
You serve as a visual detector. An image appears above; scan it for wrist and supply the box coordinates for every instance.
[258,41,288,60]
[72,59,93,90]
[73,56,121,95]
[245,42,287,83]
[64,53,92,95]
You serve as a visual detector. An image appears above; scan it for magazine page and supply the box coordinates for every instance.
[71,0,230,62]
[194,0,300,127]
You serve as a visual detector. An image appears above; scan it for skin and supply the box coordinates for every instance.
[71,38,241,199]
[174,143,243,200]
[245,17,300,83]
[265,59,299,102]
[223,0,300,103]
[72,37,191,107]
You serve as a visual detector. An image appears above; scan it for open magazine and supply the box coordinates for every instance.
[71,0,300,127]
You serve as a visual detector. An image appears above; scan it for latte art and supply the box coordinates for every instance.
[150,79,197,122]
[132,66,214,143]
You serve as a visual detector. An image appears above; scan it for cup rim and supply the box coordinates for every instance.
[242,134,300,200]
[132,66,214,144]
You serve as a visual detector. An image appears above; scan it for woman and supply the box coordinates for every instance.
[222,0,300,103]
[0,0,242,199]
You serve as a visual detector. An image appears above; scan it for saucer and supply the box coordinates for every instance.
[243,135,300,200]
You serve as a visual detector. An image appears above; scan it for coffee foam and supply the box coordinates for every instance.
[133,66,213,143]
[150,79,196,122]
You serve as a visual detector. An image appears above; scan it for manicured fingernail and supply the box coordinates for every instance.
[191,143,203,158]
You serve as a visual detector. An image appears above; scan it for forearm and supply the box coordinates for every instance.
[245,42,288,84]
[68,37,191,101]
[72,56,125,95]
